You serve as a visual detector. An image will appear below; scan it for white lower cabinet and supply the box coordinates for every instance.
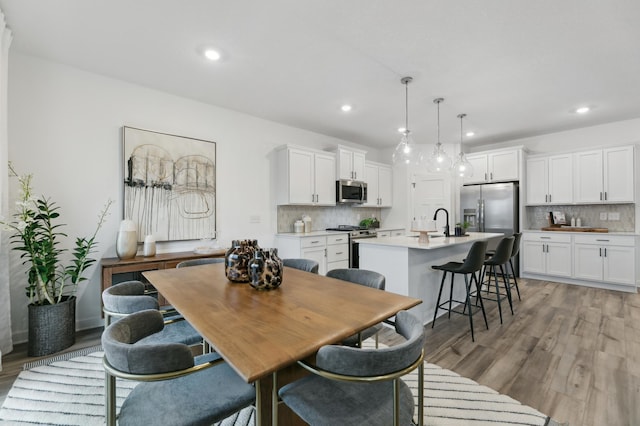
[326,234,349,272]
[377,228,405,238]
[522,233,572,278]
[523,231,637,290]
[573,234,636,287]
[276,234,328,275]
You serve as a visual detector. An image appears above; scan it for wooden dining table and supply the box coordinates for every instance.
[143,263,421,426]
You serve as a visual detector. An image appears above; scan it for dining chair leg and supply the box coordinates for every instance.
[272,372,278,426]
[255,380,263,426]
[418,361,424,426]
[393,378,400,426]
[105,371,116,426]
[432,271,447,328]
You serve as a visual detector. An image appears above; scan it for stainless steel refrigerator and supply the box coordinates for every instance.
[460,182,519,270]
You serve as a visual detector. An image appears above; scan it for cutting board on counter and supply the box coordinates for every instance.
[541,226,609,233]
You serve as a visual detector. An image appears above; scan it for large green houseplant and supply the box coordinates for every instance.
[2,163,112,356]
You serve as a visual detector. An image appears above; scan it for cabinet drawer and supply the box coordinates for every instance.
[327,244,349,262]
[573,234,635,247]
[327,234,349,245]
[523,232,571,243]
[301,236,327,249]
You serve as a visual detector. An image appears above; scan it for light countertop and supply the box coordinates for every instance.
[357,232,503,250]
[276,230,346,237]
[523,229,638,236]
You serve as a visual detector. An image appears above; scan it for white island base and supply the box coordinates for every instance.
[358,232,502,325]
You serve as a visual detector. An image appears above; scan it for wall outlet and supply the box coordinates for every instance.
[600,212,608,220]
[608,212,620,221]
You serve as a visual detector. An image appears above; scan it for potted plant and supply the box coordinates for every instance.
[1,163,112,356]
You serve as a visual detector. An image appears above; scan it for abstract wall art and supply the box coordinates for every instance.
[123,126,216,242]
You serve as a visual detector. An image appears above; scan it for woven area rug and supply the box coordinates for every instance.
[0,346,560,426]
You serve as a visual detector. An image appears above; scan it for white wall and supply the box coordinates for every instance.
[468,118,640,154]
[6,53,379,343]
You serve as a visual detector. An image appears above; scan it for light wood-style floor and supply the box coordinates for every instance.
[1,278,639,426]
[381,278,640,426]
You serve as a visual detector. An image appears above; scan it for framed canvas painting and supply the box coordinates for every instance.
[123,126,216,242]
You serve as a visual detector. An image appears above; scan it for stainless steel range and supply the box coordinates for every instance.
[325,225,378,268]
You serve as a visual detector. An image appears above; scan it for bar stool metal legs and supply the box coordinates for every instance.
[431,240,489,342]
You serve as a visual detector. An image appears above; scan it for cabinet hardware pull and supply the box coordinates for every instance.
[490,172,493,180]
[599,248,602,257]
[596,239,609,242]
[335,252,343,255]
[549,194,551,202]
[545,194,548,202]
[604,248,607,257]
[484,173,487,181]
[600,192,603,200]
[604,191,607,200]
[540,236,551,239]
[310,240,320,244]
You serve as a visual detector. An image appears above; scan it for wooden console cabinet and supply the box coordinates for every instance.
[101,250,226,306]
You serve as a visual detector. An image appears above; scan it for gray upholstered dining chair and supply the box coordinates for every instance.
[325,268,386,347]
[176,257,225,268]
[282,258,320,274]
[102,309,255,426]
[102,280,202,346]
[278,310,425,426]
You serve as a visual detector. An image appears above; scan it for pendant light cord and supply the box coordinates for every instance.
[405,80,409,132]
[458,113,466,155]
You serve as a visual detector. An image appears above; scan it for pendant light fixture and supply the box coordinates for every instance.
[426,98,452,173]
[452,113,474,178]
[392,77,420,166]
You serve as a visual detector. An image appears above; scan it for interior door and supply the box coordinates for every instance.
[412,173,451,232]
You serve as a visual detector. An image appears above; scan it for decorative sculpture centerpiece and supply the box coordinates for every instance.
[225,239,260,282]
[248,248,283,290]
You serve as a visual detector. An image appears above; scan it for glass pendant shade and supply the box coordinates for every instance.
[452,113,474,178]
[426,98,452,173]
[393,130,422,166]
[392,77,421,166]
[426,143,452,173]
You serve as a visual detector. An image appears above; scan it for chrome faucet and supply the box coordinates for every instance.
[433,208,450,237]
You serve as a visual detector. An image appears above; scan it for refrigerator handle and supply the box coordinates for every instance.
[478,200,484,232]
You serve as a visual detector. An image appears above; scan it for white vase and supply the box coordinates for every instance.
[116,220,138,259]
[143,235,156,257]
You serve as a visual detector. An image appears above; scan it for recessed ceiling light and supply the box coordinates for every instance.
[341,104,352,112]
[575,106,590,114]
[204,48,221,61]
[466,131,475,137]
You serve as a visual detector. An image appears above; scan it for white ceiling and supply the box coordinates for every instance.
[2,0,640,149]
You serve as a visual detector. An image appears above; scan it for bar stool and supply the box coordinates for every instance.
[484,233,522,301]
[480,236,515,324]
[431,240,488,342]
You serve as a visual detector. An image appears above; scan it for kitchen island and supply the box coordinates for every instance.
[358,232,503,325]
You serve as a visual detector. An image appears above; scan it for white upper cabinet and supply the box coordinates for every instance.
[333,147,366,181]
[362,162,392,207]
[574,145,634,203]
[275,146,336,206]
[525,154,573,205]
[463,148,520,184]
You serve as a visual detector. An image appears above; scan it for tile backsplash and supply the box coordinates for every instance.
[277,205,382,233]
[526,204,635,231]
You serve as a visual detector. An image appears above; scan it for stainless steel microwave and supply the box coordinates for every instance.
[336,179,367,204]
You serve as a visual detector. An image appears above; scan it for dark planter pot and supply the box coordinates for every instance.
[28,295,76,357]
